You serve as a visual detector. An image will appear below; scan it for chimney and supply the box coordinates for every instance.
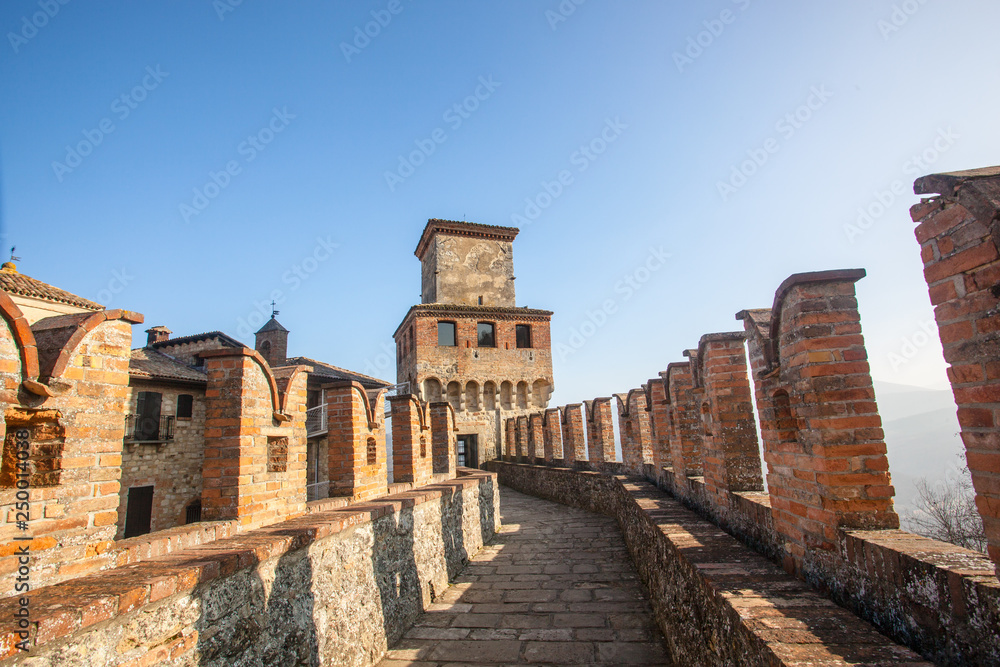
[145,326,172,346]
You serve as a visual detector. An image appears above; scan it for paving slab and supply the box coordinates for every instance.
[377,486,672,665]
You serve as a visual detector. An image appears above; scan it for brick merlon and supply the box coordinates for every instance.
[914,165,1000,196]
[768,269,866,342]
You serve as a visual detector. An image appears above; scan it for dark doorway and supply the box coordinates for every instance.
[457,434,479,469]
[124,485,154,538]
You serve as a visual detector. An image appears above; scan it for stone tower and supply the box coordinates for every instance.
[395,219,554,466]
[255,316,288,367]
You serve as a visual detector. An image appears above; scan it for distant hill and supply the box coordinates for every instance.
[873,381,965,513]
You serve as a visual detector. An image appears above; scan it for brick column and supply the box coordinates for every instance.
[326,382,388,502]
[645,378,671,471]
[516,416,529,463]
[585,398,615,463]
[618,390,653,473]
[911,168,1000,568]
[561,404,585,466]
[429,402,456,478]
[741,270,898,573]
[528,413,545,464]
[202,348,307,526]
[693,333,764,511]
[389,394,433,487]
[664,361,704,489]
[543,408,562,461]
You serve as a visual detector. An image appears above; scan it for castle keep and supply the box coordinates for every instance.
[0,169,998,665]
[394,219,553,466]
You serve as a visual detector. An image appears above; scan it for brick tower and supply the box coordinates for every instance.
[394,219,554,466]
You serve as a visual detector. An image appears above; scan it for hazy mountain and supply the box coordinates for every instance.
[873,381,965,513]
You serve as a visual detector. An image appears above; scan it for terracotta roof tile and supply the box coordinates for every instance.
[129,348,207,384]
[0,266,103,311]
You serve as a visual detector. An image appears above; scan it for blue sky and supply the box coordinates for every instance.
[1,0,997,410]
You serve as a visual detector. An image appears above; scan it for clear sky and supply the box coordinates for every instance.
[1,1,997,410]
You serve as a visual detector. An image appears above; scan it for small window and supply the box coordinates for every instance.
[516,325,532,349]
[438,321,457,346]
[478,296,483,305]
[176,394,194,419]
[477,322,496,348]
[267,436,288,473]
[366,437,378,465]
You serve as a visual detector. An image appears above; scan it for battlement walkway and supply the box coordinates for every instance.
[378,486,672,665]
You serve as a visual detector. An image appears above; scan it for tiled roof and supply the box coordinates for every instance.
[0,265,103,311]
[285,356,391,389]
[129,348,207,384]
[256,317,288,334]
[151,331,244,349]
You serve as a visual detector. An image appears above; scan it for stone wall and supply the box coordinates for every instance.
[488,462,999,666]
[0,470,499,666]
[117,381,206,538]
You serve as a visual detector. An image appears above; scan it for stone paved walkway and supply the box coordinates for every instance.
[378,486,672,665]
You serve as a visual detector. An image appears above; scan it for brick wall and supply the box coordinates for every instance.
[663,361,703,488]
[644,378,671,471]
[617,389,652,474]
[326,381,388,502]
[584,398,615,464]
[201,349,307,528]
[388,394,434,487]
[528,412,544,464]
[0,309,140,595]
[560,404,585,466]
[542,408,561,461]
[911,167,1000,570]
[738,270,898,576]
[429,402,456,477]
[692,332,764,513]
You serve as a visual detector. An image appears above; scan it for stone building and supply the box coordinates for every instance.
[394,219,554,466]
[114,315,390,537]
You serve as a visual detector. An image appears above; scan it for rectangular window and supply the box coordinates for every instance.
[176,394,193,419]
[438,321,456,346]
[516,324,532,349]
[135,391,163,441]
[477,322,496,348]
[124,485,154,538]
